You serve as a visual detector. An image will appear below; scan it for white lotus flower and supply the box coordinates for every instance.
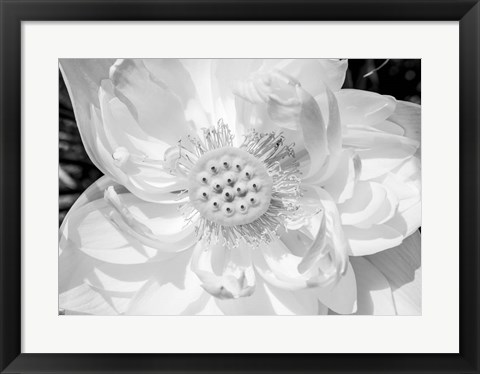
[59,59,421,315]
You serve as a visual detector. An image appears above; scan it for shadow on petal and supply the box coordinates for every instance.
[350,257,396,315]
[365,230,421,315]
[125,248,208,315]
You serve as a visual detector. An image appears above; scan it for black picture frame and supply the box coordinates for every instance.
[1,0,479,373]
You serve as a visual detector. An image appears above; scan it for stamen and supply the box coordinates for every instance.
[178,120,301,247]
[112,147,130,167]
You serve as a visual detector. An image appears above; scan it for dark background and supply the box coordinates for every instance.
[59,59,421,225]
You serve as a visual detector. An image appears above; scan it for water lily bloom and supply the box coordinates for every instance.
[59,59,421,315]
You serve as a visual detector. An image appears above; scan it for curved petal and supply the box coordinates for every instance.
[350,257,396,315]
[92,90,189,203]
[61,60,188,191]
[124,248,211,315]
[215,277,326,315]
[296,211,328,274]
[265,83,332,179]
[365,231,421,315]
[363,119,405,136]
[345,224,404,256]
[340,156,419,256]
[375,156,421,203]
[143,59,212,128]
[297,88,343,183]
[387,100,421,144]
[98,79,168,158]
[310,186,349,274]
[296,86,335,178]
[343,129,420,180]
[318,149,360,203]
[336,89,397,127]
[191,240,255,299]
[180,59,215,123]
[61,249,150,293]
[253,239,332,291]
[316,262,357,314]
[109,59,195,146]
[59,175,125,235]
[59,59,116,175]
[387,199,421,238]
[263,59,348,95]
[60,246,163,315]
[325,86,343,154]
[272,186,350,295]
[233,66,343,178]
[60,189,196,264]
[87,105,186,205]
[60,197,176,315]
[61,59,196,203]
[339,181,398,228]
[213,59,265,126]
[60,284,122,315]
[374,157,421,237]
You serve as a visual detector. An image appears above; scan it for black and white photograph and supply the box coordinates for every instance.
[59,58,421,316]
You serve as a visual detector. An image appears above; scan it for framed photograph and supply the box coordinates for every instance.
[1,0,478,373]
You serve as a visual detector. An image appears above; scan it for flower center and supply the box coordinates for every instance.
[188,146,273,227]
[175,120,301,246]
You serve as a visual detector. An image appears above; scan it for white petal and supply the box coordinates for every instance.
[387,100,421,143]
[214,278,277,315]
[125,249,209,315]
[350,257,396,315]
[374,157,421,237]
[180,59,215,122]
[60,247,150,293]
[325,87,342,154]
[265,59,348,95]
[195,295,225,315]
[293,86,343,180]
[263,283,324,315]
[98,79,168,158]
[339,181,398,228]
[60,284,121,315]
[343,129,419,180]
[345,224,404,256]
[295,86,329,177]
[376,158,421,201]
[191,240,255,299]
[365,231,421,315]
[109,59,195,146]
[59,59,116,174]
[310,186,349,274]
[254,198,347,294]
[369,120,405,136]
[143,59,211,127]
[296,210,328,274]
[215,277,323,315]
[61,59,194,203]
[214,59,264,125]
[387,200,421,238]
[60,247,161,315]
[316,262,357,314]
[336,89,397,126]
[253,239,330,291]
[90,106,184,205]
[233,69,337,177]
[60,191,196,264]
[320,150,359,203]
[59,176,123,233]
